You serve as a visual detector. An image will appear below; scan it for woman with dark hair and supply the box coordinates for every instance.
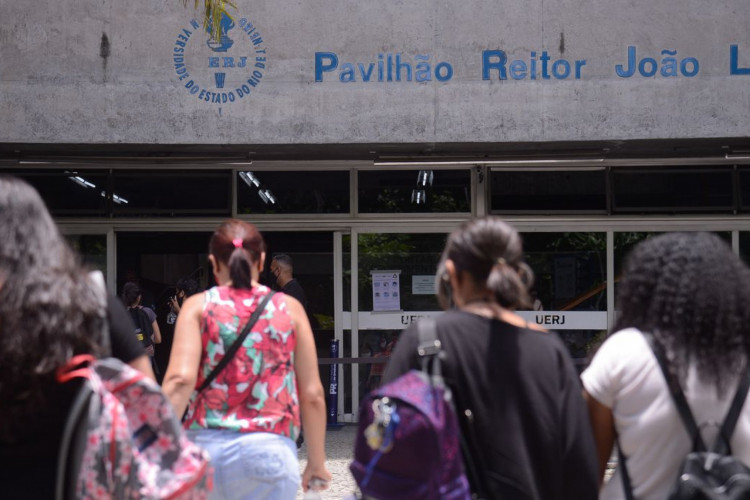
[582,232,750,499]
[163,219,330,499]
[382,216,599,499]
[121,280,162,374]
[0,176,152,498]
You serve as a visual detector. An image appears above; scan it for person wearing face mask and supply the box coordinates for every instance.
[270,254,307,309]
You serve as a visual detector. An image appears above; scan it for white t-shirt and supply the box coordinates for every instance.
[581,328,750,500]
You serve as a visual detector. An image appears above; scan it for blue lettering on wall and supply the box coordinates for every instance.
[616,46,699,78]
[482,49,586,80]
[730,45,750,75]
[315,52,453,83]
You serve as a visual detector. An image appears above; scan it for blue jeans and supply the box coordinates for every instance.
[186,429,300,500]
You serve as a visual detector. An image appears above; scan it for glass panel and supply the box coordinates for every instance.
[490,170,607,212]
[66,234,107,274]
[737,168,750,213]
[9,169,109,216]
[116,231,213,381]
[521,232,607,370]
[112,170,231,217]
[615,231,732,304]
[259,232,335,363]
[612,167,734,213]
[357,233,446,311]
[237,170,349,214]
[741,233,750,265]
[358,169,470,213]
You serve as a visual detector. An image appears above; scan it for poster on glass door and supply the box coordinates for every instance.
[371,270,401,311]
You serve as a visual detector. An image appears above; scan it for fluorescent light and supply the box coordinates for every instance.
[239,171,261,188]
[100,191,128,205]
[411,189,426,204]
[263,189,276,204]
[257,190,269,204]
[65,171,96,189]
[417,170,434,186]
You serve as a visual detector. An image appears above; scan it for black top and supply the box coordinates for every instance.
[382,310,599,500]
[0,293,145,499]
[281,278,307,310]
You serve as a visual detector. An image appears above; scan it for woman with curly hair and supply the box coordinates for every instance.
[582,232,750,499]
[381,216,599,499]
[163,219,330,499]
[0,176,152,498]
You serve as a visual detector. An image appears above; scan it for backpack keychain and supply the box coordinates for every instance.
[365,397,397,453]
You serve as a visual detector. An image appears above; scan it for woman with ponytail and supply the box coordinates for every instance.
[163,219,330,499]
[381,216,598,499]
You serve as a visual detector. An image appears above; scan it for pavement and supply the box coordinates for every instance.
[296,425,359,499]
[293,425,618,498]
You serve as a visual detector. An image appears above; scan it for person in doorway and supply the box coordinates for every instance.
[582,232,750,499]
[168,277,201,320]
[271,254,314,448]
[159,277,202,379]
[381,216,599,499]
[0,176,153,498]
[163,219,330,499]
[121,281,162,374]
[271,254,308,309]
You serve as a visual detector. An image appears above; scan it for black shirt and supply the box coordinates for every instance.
[383,310,599,500]
[281,278,307,310]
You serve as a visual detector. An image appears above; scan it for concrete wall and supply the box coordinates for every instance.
[1,0,749,145]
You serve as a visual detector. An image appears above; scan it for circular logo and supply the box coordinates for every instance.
[172,11,267,105]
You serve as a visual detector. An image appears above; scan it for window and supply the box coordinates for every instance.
[10,169,109,216]
[358,169,470,213]
[612,167,734,213]
[112,170,231,217]
[237,170,349,214]
[490,169,607,213]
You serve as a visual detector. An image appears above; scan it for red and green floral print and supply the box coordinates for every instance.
[184,285,300,439]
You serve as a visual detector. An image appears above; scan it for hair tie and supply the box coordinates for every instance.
[232,238,243,249]
[496,257,507,266]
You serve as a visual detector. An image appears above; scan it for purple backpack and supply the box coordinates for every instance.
[350,319,472,500]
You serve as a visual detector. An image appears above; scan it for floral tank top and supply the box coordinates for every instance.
[184,285,300,439]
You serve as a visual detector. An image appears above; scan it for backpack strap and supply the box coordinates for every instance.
[55,380,97,500]
[416,318,490,500]
[416,318,443,381]
[714,362,750,455]
[643,332,707,452]
[195,291,275,394]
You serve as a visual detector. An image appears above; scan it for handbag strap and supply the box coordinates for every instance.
[196,291,275,394]
[416,318,489,500]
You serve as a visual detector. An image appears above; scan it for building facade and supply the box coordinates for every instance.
[2,0,750,420]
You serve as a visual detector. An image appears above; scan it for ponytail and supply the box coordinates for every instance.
[228,245,253,289]
[486,259,533,309]
[209,219,266,290]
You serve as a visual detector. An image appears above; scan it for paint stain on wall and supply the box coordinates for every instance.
[100,32,110,81]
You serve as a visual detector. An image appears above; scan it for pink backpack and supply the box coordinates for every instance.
[55,355,213,499]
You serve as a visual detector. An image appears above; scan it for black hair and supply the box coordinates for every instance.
[176,277,200,297]
[0,176,106,441]
[615,232,750,394]
[120,281,141,307]
[273,254,293,272]
[209,219,265,290]
[437,216,533,310]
